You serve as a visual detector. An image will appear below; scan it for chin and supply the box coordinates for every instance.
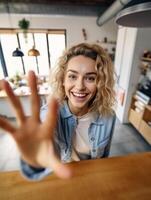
[70,100,89,110]
[67,92,95,113]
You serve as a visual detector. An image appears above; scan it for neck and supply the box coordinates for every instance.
[67,101,89,117]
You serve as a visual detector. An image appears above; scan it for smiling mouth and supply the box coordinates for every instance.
[71,92,88,98]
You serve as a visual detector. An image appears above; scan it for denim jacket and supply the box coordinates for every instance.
[20,102,116,180]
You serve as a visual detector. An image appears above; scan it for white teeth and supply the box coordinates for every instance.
[72,92,87,97]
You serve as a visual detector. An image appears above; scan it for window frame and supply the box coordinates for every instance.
[0,29,67,78]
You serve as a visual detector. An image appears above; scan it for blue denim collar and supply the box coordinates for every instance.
[60,101,104,125]
[60,101,73,119]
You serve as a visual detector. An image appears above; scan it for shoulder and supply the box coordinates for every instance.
[40,101,72,121]
[98,111,116,125]
[40,103,63,122]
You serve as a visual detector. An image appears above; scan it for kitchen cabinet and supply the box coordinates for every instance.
[129,96,151,144]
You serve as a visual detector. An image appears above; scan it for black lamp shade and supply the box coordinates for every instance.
[116,2,151,28]
[12,48,24,57]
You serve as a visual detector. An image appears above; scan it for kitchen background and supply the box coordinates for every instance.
[0,0,151,171]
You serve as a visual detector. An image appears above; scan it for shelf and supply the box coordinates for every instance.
[141,57,151,62]
[96,40,116,45]
[139,120,151,144]
[129,108,143,129]
[129,95,151,144]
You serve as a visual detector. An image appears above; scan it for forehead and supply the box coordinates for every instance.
[66,55,96,73]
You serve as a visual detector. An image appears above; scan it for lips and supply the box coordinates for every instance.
[71,92,88,98]
[71,92,88,100]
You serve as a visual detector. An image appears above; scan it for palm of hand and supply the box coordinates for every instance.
[15,119,53,168]
[0,71,71,179]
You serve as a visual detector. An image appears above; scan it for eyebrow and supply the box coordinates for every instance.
[67,69,97,76]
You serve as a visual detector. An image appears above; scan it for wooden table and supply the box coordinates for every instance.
[0,152,151,200]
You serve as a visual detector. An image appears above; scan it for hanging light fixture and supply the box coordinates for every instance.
[27,34,40,74]
[12,48,24,57]
[5,2,24,57]
[12,33,24,57]
[116,1,151,27]
[28,33,40,56]
[28,46,40,56]
[12,18,30,57]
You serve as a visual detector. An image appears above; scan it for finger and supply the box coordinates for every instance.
[0,117,16,134]
[1,80,26,125]
[47,146,72,179]
[28,71,40,122]
[43,97,58,137]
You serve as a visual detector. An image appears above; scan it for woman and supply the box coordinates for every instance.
[0,43,116,180]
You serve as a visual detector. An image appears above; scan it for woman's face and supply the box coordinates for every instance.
[64,55,97,116]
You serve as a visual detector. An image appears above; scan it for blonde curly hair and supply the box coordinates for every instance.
[50,43,116,116]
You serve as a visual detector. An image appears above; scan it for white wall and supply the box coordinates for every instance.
[115,26,151,123]
[115,26,137,123]
[0,14,118,48]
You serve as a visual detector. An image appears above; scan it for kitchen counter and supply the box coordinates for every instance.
[0,87,49,117]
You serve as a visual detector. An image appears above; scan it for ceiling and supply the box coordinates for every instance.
[0,0,115,16]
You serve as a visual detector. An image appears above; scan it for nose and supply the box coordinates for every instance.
[75,77,86,90]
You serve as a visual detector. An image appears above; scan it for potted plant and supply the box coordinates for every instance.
[18,18,30,43]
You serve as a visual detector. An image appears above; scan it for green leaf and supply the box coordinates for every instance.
[18,18,30,30]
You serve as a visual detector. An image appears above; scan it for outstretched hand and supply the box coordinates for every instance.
[0,71,72,179]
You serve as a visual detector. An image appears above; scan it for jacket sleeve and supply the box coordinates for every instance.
[102,114,116,158]
[20,159,53,181]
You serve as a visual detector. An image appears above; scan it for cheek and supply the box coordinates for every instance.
[87,83,97,93]
[64,79,73,92]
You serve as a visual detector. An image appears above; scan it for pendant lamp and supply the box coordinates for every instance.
[116,2,151,28]
[12,48,24,57]
[28,46,40,56]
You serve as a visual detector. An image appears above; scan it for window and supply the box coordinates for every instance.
[1,34,24,76]
[0,30,66,77]
[48,33,66,69]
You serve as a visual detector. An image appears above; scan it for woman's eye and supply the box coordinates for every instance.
[85,76,96,82]
[68,74,77,80]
